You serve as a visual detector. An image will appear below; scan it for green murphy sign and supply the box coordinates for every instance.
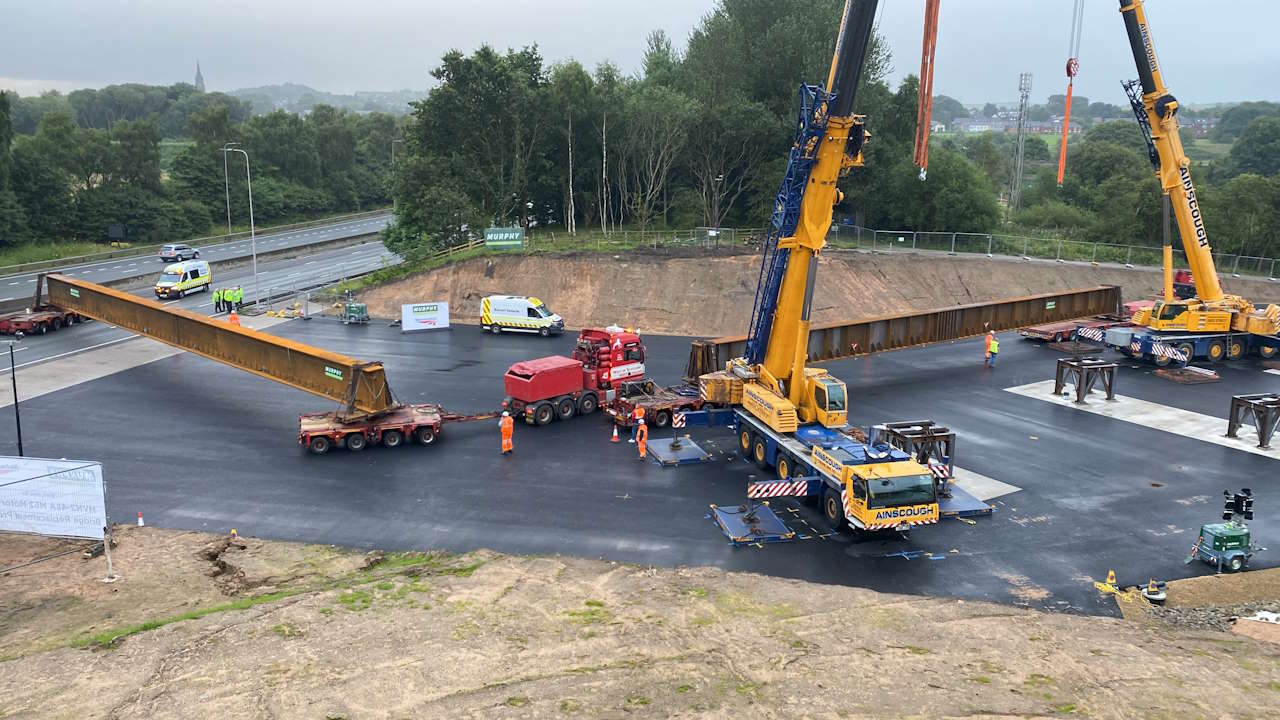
[324,366,344,381]
[484,226,525,249]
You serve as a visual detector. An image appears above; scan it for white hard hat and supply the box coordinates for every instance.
[502,411,509,417]
[638,418,645,424]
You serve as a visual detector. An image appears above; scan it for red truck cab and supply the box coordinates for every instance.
[572,326,645,389]
[502,326,648,425]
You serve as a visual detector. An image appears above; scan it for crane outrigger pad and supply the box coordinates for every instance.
[647,436,713,466]
[708,502,797,546]
[938,485,994,518]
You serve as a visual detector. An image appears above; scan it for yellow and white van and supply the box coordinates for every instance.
[155,259,211,299]
[481,295,565,336]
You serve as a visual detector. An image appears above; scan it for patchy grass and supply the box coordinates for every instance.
[0,241,128,269]
[559,698,582,712]
[72,588,305,648]
[894,645,931,655]
[626,695,651,706]
[677,684,694,694]
[1025,673,1055,687]
[565,601,612,625]
[271,623,304,639]
[504,697,530,707]
[1054,703,1077,714]
[971,676,993,685]
[337,590,372,611]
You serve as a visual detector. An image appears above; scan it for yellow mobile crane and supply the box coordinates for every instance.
[695,0,943,534]
[1112,0,1280,364]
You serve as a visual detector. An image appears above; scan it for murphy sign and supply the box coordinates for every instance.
[401,301,450,333]
[484,226,525,249]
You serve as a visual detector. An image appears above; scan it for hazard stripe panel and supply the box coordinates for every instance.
[746,480,810,499]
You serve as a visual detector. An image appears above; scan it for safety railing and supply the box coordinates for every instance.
[0,207,392,278]
[826,224,1280,280]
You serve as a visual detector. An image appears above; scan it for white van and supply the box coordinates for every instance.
[481,295,565,336]
[155,259,211,299]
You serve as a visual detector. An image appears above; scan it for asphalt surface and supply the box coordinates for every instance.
[0,213,392,301]
[0,240,397,369]
[5,323,1277,615]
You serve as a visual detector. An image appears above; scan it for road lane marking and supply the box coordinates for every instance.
[7,282,17,286]
[0,335,139,374]
[1267,369,1280,377]
[1005,380,1280,461]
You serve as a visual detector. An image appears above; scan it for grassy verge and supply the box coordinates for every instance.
[70,550,483,650]
[0,241,134,268]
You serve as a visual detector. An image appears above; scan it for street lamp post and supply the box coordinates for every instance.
[223,147,259,307]
[391,139,404,212]
[9,343,22,457]
[222,142,239,236]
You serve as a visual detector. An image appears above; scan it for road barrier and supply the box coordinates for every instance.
[0,208,391,278]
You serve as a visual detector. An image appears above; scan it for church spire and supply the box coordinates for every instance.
[195,61,206,92]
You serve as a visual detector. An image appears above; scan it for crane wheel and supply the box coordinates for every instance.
[307,436,332,455]
[822,485,845,529]
[776,456,790,481]
[1207,340,1225,362]
[345,433,367,452]
[1177,343,1196,365]
[752,436,769,470]
[739,429,751,453]
[1260,345,1278,359]
[416,427,437,445]
[578,393,598,415]
[1226,340,1245,361]
[381,429,404,448]
[1153,353,1172,367]
[555,397,576,420]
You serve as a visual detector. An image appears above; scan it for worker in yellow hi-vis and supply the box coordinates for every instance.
[985,331,999,368]
[635,418,648,461]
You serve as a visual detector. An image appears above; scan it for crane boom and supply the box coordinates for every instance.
[1118,0,1223,303]
[42,273,396,416]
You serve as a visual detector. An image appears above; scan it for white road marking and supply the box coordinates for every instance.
[0,335,138,374]
[305,261,316,265]
[7,282,17,286]
[1005,379,1280,461]
[1266,369,1280,377]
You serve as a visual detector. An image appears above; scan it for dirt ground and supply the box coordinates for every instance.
[2,527,1278,719]
[357,249,1280,337]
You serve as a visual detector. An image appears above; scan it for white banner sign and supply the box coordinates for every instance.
[0,457,106,539]
[401,301,450,333]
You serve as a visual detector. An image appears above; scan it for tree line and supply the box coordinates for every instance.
[0,85,401,249]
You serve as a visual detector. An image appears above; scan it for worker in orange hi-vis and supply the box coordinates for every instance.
[499,411,514,455]
[629,406,644,442]
[635,418,648,461]
[984,330,993,364]
[228,310,241,326]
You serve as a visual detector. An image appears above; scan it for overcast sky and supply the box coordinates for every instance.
[2,0,1276,106]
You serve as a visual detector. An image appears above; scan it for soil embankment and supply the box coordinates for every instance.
[2,528,1277,718]
[358,248,1280,337]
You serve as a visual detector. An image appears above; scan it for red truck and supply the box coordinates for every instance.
[0,306,84,335]
[501,326,647,425]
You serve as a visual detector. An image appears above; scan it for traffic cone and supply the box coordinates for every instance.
[610,425,620,443]
[137,511,144,527]
[1105,569,1116,586]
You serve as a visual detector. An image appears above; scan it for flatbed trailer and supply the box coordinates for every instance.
[1020,314,1129,342]
[606,382,709,429]
[0,305,84,335]
[299,404,498,455]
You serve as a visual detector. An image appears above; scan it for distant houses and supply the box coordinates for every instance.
[948,117,1083,134]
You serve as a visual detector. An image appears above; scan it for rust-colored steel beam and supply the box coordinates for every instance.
[687,286,1122,378]
[43,273,394,415]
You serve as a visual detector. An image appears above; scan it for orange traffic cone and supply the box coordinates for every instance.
[137,511,144,527]
[610,425,620,443]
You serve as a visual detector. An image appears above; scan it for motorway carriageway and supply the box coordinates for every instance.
[0,213,392,301]
[0,240,398,370]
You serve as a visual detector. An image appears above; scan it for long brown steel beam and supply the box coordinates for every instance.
[689,285,1122,375]
[42,273,395,415]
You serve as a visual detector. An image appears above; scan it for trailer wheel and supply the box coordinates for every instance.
[578,393,598,415]
[822,485,845,529]
[1226,339,1245,360]
[345,433,367,452]
[776,455,791,481]
[752,436,769,469]
[416,427,437,445]
[1206,340,1226,362]
[66,315,76,326]
[36,323,46,335]
[307,436,332,455]
[653,410,671,429]
[739,429,751,453]
[381,429,404,448]
[50,318,62,331]
[555,396,576,420]
[533,403,555,426]
[1229,555,1245,572]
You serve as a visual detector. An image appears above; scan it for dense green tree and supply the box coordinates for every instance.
[1227,116,1280,177]
[112,120,162,192]
[1212,101,1280,143]
[931,95,968,124]
[981,103,998,118]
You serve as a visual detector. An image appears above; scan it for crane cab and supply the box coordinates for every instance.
[1139,300,1231,333]
[804,370,847,428]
